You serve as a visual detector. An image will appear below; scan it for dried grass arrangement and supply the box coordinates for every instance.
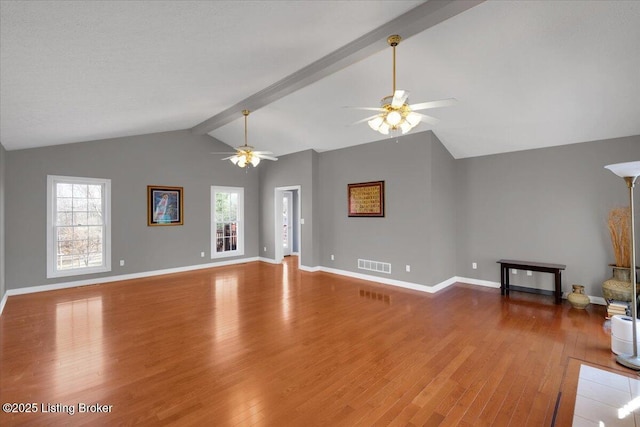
[609,206,631,267]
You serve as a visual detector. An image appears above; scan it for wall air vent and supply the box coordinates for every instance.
[358,259,391,274]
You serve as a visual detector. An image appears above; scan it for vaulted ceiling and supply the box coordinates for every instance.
[1,1,639,159]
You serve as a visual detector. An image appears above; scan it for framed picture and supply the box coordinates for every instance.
[147,186,183,226]
[348,181,385,217]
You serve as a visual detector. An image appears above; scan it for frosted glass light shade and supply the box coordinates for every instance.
[400,122,412,134]
[386,111,402,126]
[368,116,383,131]
[605,161,640,178]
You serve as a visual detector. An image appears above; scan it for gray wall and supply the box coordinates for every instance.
[429,136,458,284]
[258,149,319,267]
[0,142,5,300]
[455,135,640,297]
[3,124,639,298]
[317,131,456,287]
[5,130,260,290]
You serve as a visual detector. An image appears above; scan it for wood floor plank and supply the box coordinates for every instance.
[0,257,620,426]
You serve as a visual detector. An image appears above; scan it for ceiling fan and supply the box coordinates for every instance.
[213,110,278,168]
[350,35,457,136]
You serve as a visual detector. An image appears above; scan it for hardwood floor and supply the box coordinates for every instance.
[0,257,624,426]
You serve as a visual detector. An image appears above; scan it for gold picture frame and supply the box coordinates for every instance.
[147,186,184,226]
[348,181,385,217]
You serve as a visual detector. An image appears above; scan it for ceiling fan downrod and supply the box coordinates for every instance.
[387,35,401,94]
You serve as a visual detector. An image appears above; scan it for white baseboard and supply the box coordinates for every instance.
[0,260,608,317]
[317,266,456,294]
[5,257,260,298]
[455,277,501,288]
[455,276,607,306]
[0,292,7,316]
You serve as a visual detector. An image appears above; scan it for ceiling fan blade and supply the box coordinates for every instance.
[210,152,237,155]
[350,114,382,126]
[410,98,458,111]
[343,106,385,112]
[252,151,274,155]
[220,155,237,160]
[391,90,409,108]
[258,155,278,161]
[416,113,441,126]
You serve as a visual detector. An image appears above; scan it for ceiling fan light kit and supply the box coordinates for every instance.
[220,110,277,168]
[362,35,456,137]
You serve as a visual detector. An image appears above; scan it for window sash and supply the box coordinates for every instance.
[211,186,244,258]
[47,175,111,278]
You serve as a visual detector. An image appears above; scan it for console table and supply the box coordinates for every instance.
[497,259,566,304]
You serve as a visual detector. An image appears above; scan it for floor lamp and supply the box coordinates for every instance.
[605,161,640,370]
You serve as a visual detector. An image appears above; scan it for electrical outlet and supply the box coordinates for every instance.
[119,260,125,267]
[201,252,205,258]
[300,218,305,224]
[264,246,267,252]
[512,269,517,274]
[527,270,532,276]
[472,262,477,269]
[406,265,411,272]
[331,254,334,261]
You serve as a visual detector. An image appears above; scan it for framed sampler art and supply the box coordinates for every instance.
[147,186,183,226]
[348,181,385,217]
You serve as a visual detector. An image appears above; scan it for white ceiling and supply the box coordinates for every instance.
[1,1,639,159]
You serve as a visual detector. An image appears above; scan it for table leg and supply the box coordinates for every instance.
[500,265,505,296]
[555,271,562,304]
[505,267,510,296]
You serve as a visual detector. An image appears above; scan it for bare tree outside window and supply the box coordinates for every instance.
[55,183,104,270]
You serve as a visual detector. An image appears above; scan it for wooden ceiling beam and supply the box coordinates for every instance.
[190,0,484,135]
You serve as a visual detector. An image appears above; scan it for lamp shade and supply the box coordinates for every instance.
[605,161,640,178]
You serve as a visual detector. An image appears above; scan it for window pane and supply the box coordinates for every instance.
[73,212,88,225]
[75,226,89,239]
[87,254,102,268]
[88,226,102,240]
[73,198,88,211]
[229,194,238,221]
[57,183,73,197]
[88,212,103,225]
[56,213,73,226]
[57,227,74,241]
[87,199,102,213]
[87,185,102,199]
[72,184,88,198]
[57,197,72,211]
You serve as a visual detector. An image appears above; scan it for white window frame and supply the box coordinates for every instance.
[47,175,111,278]
[211,186,244,259]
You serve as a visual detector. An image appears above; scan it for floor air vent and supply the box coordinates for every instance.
[358,259,391,274]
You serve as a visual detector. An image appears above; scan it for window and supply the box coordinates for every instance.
[211,186,244,258]
[47,175,111,278]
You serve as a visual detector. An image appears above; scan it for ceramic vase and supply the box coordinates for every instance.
[602,266,633,302]
[567,284,590,309]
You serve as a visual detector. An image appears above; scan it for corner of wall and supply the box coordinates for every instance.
[0,141,5,315]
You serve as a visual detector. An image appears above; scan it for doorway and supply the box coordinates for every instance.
[282,191,293,257]
[274,186,301,265]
